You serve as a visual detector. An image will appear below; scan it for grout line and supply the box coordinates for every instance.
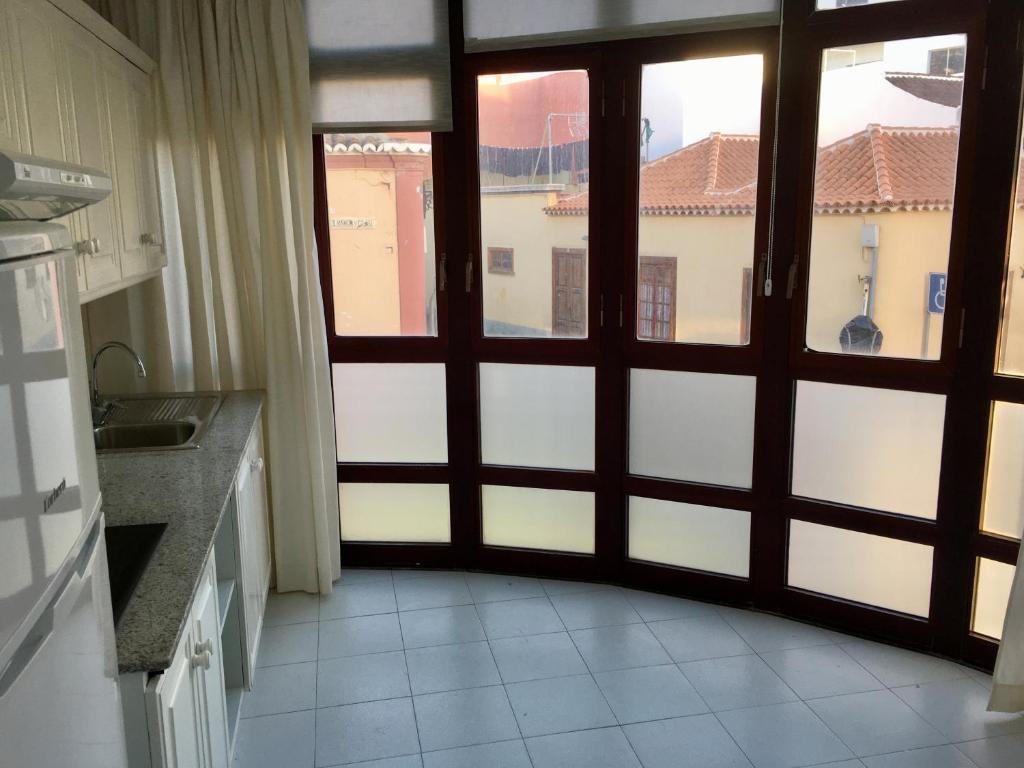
[474,600,536,768]
[393,575,425,760]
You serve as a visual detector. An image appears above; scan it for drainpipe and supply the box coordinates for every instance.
[861,223,880,318]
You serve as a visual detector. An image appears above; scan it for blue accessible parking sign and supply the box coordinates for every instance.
[928,272,946,315]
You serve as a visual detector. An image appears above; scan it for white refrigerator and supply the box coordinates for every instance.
[0,152,127,767]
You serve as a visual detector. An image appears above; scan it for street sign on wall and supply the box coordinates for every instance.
[927,272,946,315]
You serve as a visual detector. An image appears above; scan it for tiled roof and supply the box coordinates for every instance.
[884,72,963,108]
[544,125,960,216]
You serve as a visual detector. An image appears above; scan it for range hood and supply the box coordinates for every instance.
[0,150,112,222]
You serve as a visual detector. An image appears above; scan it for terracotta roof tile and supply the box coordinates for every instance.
[544,125,960,216]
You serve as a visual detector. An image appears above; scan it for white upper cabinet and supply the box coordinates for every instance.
[0,0,166,302]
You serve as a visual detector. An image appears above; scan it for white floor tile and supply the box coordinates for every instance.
[891,678,1024,743]
[232,710,316,768]
[257,622,318,667]
[679,654,798,712]
[320,581,397,620]
[624,714,754,768]
[399,605,485,649]
[242,661,316,718]
[412,685,520,752]
[955,733,1024,768]
[489,631,588,683]
[526,727,642,768]
[315,698,419,766]
[319,614,403,659]
[506,674,617,737]
[648,615,752,663]
[594,664,708,723]
[465,573,546,603]
[761,644,884,700]
[421,739,531,768]
[570,623,672,672]
[317,651,410,708]
[264,592,320,627]
[394,573,472,611]
[861,745,978,768]
[807,690,948,757]
[476,597,564,639]
[406,641,501,694]
[839,641,970,688]
[549,590,642,630]
[717,701,855,768]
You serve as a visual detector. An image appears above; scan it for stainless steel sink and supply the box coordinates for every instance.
[94,421,196,451]
[94,393,223,453]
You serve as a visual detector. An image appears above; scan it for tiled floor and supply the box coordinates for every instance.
[233,570,1023,768]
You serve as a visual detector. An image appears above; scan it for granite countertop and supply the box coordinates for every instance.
[98,390,265,673]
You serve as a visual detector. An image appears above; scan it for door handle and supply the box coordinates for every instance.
[195,638,214,656]
[190,650,212,670]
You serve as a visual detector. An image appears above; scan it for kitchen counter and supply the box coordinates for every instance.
[98,391,265,673]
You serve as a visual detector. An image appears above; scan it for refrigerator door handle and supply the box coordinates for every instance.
[0,523,100,698]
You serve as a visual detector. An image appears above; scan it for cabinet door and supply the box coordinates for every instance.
[237,427,271,683]
[61,21,121,291]
[0,0,23,153]
[131,66,166,272]
[101,50,148,278]
[191,558,230,768]
[145,626,204,768]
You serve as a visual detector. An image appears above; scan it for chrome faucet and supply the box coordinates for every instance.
[91,341,147,424]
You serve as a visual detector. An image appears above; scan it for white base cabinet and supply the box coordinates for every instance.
[120,422,271,768]
[145,556,230,768]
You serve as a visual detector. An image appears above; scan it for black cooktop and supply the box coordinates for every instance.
[104,523,166,626]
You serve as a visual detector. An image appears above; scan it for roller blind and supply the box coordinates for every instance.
[464,0,781,52]
[305,0,452,132]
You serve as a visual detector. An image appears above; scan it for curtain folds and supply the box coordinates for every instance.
[122,0,341,593]
[990,546,1024,712]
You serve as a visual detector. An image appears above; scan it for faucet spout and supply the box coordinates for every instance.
[91,341,147,415]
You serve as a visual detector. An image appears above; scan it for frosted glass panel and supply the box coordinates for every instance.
[982,402,1024,540]
[628,496,750,577]
[973,558,1015,640]
[479,363,595,470]
[482,485,595,553]
[339,483,451,543]
[333,363,448,463]
[788,521,933,617]
[792,381,945,519]
[629,369,755,488]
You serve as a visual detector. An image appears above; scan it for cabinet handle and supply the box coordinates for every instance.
[91,238,101,254]
[190,650,211,670]
[75,240,91,256]
[250,457,264,473]
[141,232,162,246]
[195,638,214,655]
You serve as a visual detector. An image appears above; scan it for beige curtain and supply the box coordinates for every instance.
[990,546,1024,712]
[112,0,340,593]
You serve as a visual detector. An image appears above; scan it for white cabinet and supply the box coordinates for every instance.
[236,425,271,684]
[145,556,230,768]
[0,0,166,301]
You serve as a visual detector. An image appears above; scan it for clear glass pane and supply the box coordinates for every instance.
[792,381,946,519]
[478,70,590,338]
[479,363,595,470]
[339,483,451,543]
[997,130,1024,374]
[637,54,763,345]
[629,369,755,488]
[816,0,906,8]
[324,132,437,336]
[333,363,448,463]
[628,496,750,577]
[482,485,595,554]
[982,402,1024,540]
[806,35,966,360]
[972,558,1015,640]
[788,521,933,616]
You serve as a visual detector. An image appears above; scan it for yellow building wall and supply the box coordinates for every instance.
[326,168,401,335]
[480,192,587,335]
[807,210,952,360]
[639,216,756,345]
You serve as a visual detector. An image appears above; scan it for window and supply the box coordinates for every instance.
[478,69,590,338]
[805,35,966,360]
[636,54,764,345]
[487,247,514,274]
[928,46,966,76]
[323,132,438,337]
